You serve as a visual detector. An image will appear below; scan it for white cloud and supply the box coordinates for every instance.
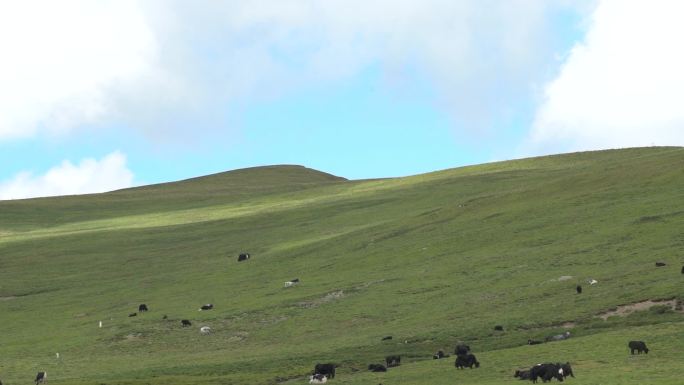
[0,1,584,142]
[529,0,684,153]
[0,1,180,140]
[0,151,134,200]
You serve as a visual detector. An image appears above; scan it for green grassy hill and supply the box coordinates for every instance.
[0,147,683,385]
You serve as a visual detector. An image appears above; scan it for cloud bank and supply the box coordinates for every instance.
[530,0,684,153]
[0,151,134,200]
[0,1,167,140]
[0,0,582,142]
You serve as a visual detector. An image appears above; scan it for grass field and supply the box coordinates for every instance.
[1,147,683,384]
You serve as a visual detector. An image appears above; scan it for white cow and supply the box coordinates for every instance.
[284,278,300,288]
[200,326,212,335]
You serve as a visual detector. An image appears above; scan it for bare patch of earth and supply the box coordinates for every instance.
[298,290,345,308]
[228,331,249,342]
[124,333,143,342]
[296,280,385,309]
[595,299,682,320]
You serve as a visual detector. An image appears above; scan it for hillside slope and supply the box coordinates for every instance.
[0,147,683,385]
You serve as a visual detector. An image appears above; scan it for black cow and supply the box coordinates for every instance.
[529,363,564,383]
[139,304,148,312]
[514,369,531,380]
[368,364,387,372]
[181,319,192,327]
[385,355,401,367]
[528,339,543,345]
[237,253,250,262]
[454,353,479,369]
[433,350,449,359]
[576,285,582,294]
[128,312,137,317]
[560,362,574,378]
[628,340,649,354]
[455,344,471,355]
[381,336,393,341]
[199,304,214,311]
[314,363,335,379]
[655,262,666,267]
[35,371,47,385]
[494,325,504,331]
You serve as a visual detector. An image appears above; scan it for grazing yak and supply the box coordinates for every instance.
[181,319,192,327]
[237,253,250,262]
[588,279,598,285]
[454,344,471,355]
[381,336,393,341]
[655,262,666,267]
[309,373,327,384]
[528,339,543,345]
[433,350,449,359]
[35,371,47,385]
[529,363,564,383]
[576,285,582,294]
[200,326,212,334]
[368,364,387,372]
[128,312,137,317]
[199,304,214,311]
[681,265,684,274]
[628,340,649,354]
[454,353,479,369]
[284,278,300,288]
[514,369,531,380]
[138,304,148,312]
[494,325,504,331]
[546,331,571,342]
[385,355,401,367]
[560,362,575,378]
[314,363,335,379]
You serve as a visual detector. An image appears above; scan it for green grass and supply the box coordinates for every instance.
[1,147,683,384]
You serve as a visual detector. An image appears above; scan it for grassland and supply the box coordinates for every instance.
[0,148,683,384]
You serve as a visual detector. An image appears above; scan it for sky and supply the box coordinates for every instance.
[1,0,684,200]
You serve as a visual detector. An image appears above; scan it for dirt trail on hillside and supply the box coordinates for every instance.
[595,299,682,320]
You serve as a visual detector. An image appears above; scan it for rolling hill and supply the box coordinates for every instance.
[1,147,683,385]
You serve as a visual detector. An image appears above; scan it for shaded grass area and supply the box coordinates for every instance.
[0,147,683,384]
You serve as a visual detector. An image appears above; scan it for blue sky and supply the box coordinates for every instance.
[1,1,683,199]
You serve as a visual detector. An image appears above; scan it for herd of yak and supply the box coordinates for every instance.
[308,338,652,384]
[306,261,681,384]
[1,255,676,385]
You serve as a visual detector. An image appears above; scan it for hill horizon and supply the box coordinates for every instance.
[6,146,683,203]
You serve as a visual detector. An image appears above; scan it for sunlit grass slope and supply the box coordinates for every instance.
[0,147,683,384]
